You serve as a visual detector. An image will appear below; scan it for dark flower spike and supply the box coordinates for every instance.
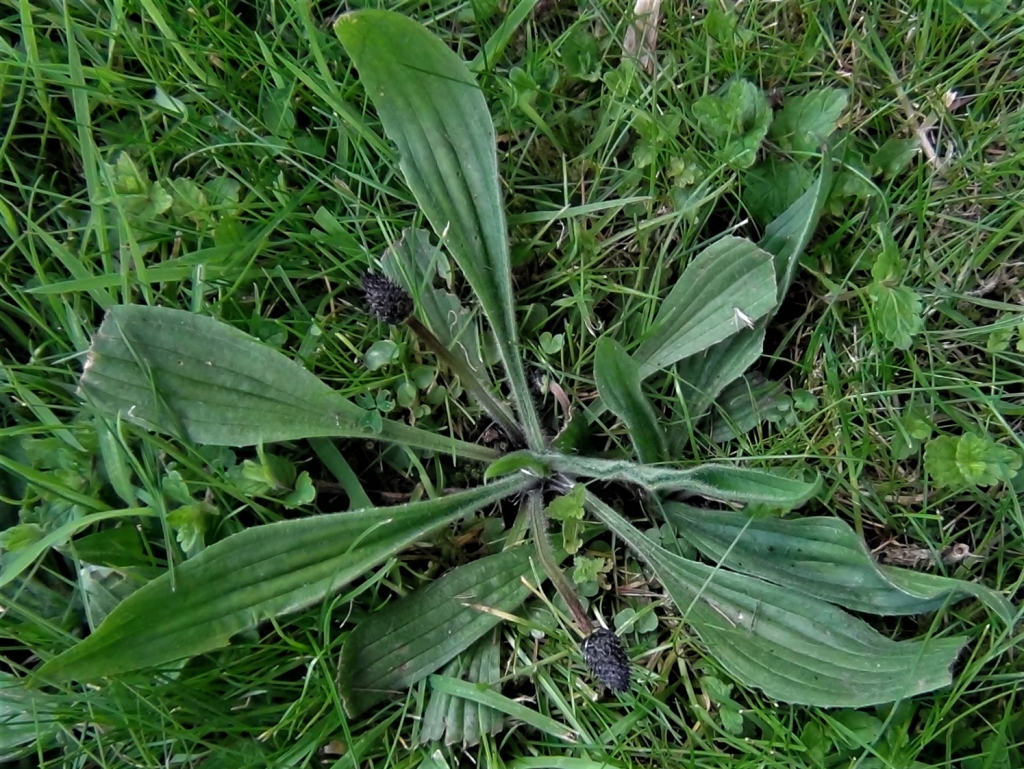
[362,272,413,325]
[581,627,631,693]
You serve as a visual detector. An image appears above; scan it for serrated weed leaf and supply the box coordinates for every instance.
[867,282,922,350]
[927,433,1022,489]
[870,137,921,178]
[545,484,585,521]
[956,434,1020,486]
[769,89,848,153]
[743,158,814,226]
[692,79,771,168]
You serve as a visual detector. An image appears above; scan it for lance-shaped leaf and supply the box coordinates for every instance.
[633,236,776,379]
[671,161,833,419]
[585,493,968,708]
[81,305,497,461]
[663,503,1013,623]
[533,453,819,509]
[594,338,666,463]
[760,157,833,310]
[341,544,535,716]
[674,327,765,421]
[335,11,543,449]
[419,633,504,747]
[35,475,530,683]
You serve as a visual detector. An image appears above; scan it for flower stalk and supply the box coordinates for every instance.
[363,272,525,446]
[526,490,591,634]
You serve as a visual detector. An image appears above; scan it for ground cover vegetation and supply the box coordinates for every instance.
[1,0,1023,766]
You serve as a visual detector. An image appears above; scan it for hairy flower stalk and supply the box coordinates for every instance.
[362,272,525,445]
[526,491,629,691]
[526,491,591,633]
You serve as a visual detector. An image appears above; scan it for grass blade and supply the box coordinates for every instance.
[428,676,575,742]
[308,438,372,511]
[0,672,59,759]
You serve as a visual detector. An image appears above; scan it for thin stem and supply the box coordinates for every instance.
[527,489,592,635]
[405,315,526,447]
[375,419,499,462]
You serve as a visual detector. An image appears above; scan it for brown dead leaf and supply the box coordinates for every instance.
[874,542,972,570]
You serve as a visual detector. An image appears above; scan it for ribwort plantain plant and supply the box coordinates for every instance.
[30,11,1013,724]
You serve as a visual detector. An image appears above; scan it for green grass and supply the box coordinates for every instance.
[2,0,1024,765]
